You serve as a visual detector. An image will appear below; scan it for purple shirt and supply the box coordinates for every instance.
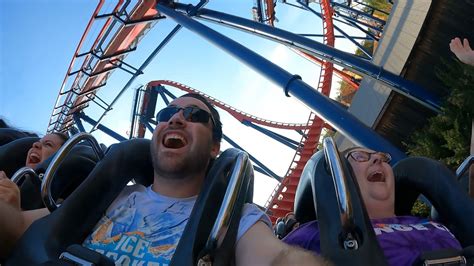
[283,216,462,266]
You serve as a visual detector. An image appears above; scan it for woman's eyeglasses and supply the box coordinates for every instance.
[346,150,392,163]
[156,106,215,126]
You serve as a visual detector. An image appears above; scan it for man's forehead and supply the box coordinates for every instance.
[169,97,211,113]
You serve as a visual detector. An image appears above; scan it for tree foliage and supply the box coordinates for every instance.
[362,0,392,20]
[336,79,357,106]
[406,62,474,169]
[355,40,375,57]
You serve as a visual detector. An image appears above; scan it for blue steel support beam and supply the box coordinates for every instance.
[295,1,372,59]
[223,134,281,181]
[243,120,299,150]
[170,4,441,111]
[156,86,171,105]
[333,10,383,32]
[146,122,155,134]
[331,2,386,26]
[156,3,407,163]
[73,113,86,133]
[254,165,271,177]
[77,112,127,142]
[337,17,380,41]
[300,34,373,40]
[353,0,390,16]
[156,85,178,100]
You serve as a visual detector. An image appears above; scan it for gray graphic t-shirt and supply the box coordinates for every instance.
[83,184,270,265]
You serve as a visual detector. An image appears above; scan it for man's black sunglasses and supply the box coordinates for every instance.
[156,106,215,126]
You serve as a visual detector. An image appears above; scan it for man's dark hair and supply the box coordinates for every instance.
[179,93,223,143]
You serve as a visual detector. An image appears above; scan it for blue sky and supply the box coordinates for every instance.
[0,0,362,205]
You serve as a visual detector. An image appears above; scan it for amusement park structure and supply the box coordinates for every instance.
[45,0,449,223]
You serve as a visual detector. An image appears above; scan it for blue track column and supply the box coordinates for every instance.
[156,3,406,162]
[180,5,440,112]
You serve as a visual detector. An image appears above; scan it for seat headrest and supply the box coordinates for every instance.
[0,128,38,146]
[393,157,474,246]
[6,138,154,265]
[19,143,103,210]
[8,140,252,265]
[170,148,254,265]
[294,151,323,224]
[0,136,39,177]
[293,150,387,265]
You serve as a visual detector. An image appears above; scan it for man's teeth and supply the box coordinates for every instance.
[163,133,186,148]
[165,134,185,142]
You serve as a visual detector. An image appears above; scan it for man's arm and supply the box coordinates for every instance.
[0,205,49,258]
[0,201,26,258]
[236,221,331,266]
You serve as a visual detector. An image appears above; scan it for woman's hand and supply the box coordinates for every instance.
[0,171,21,210]
[450,37,474,66]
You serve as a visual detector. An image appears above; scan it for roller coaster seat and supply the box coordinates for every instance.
[0,136,39,177]
[294,151,474,265]
[293,150,388,265]
[20,142,103,210]
[6,138,254,266]
[0,128,38,146]
[393,156,474,247]
[0,134,104,210]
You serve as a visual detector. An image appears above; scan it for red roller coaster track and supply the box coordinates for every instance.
[47,1,351,223]
[258,0,338,222]
[48,0,159,133]
[146,80,312,130]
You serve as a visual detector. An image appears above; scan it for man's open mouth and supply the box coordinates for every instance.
[162,133,187,149]
[367,171,385,182]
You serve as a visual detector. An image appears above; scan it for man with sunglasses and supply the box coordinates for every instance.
[84,93,328,265]
[283,147,462,266]
[1,93,327,265]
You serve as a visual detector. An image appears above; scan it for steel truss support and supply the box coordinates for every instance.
[73,114,86,133]
[76,112,127,142]
[157,3,409,162]
[243,121,299,150]
[168,3,440,112]
[331,2,386,27]
[294,0,373,58]
[223,135,281,181]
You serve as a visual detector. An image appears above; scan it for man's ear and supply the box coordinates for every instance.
[210,142,220,159]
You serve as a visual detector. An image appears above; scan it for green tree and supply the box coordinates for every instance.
[355,40,375,57]
[362,0,392,20]
[406,62,474,169]
[336,79,357,106]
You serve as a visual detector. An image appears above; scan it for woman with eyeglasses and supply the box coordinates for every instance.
[283,147,462,266]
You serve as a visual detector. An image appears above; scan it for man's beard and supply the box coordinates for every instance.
[150,141,212,180]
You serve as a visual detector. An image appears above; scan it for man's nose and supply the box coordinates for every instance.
[168,110,186,126]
